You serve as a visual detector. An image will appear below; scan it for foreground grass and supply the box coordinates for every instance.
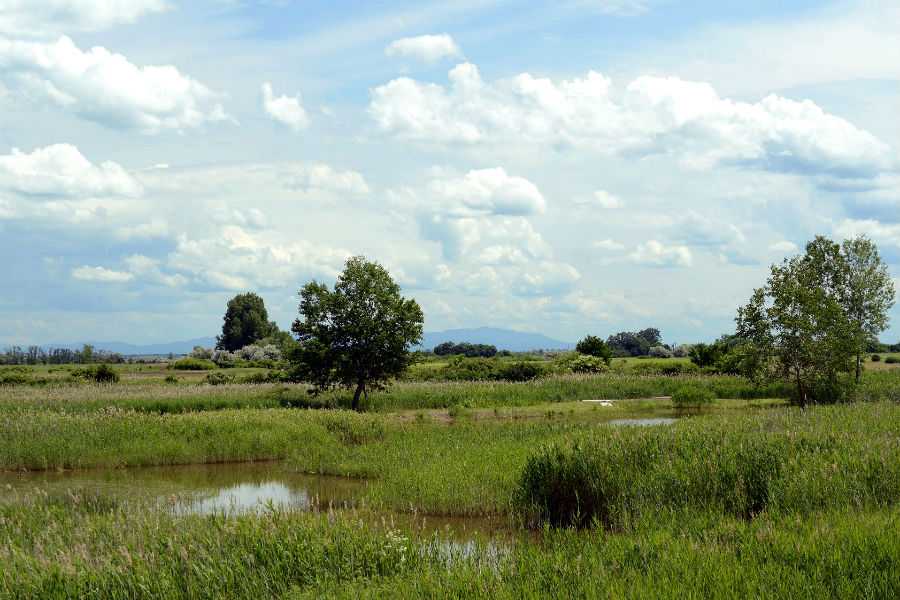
[1,494,898,599]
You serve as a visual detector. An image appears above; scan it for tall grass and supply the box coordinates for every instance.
[516,403,900,528]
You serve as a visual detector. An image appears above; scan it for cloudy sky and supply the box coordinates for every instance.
[1,0,899,346]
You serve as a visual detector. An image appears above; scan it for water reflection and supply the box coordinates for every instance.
[0,462,511,543]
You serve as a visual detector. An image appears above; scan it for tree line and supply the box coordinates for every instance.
[0,344,124,366]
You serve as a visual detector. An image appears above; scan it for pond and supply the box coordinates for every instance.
[0,461,509,542]
[607,417,679,426]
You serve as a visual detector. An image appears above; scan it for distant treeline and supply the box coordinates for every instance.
[0,344,125,365]
[432,342,502,358]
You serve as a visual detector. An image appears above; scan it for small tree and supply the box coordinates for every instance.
[735,236,893,406]
[291,256,424,410]
[216,292,279,352]
[575,335,612,365]
[840,237,895,383]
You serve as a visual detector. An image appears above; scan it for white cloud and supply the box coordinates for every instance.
[0,0,168,36]
[585,190,622,209]
[71,265,134,283]
[593,239,625,251]
[0,36,229,133]
[116,219,169,241]
[0,144,141,198]
[425,167,545,217]
[122,254,186,287]
[369,63,894,179]
[629,240,693,268]
[261,82,309,132]
[769,240,799,253]
[167,226,350,292]
[385,34,462,63]
[140,161,370,197]
[835,219,900,248]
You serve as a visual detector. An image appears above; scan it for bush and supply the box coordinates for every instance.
[205,372,234,386]
[575,336,612,364]
[164,375,179,384]
[648,346,674,358]
[672,385,715,408]
[886,356,900,364]
[871,354,882,362]
[566,354,609,374]
[497,361,544,382]
[70,364,120,384]
[169,358,217,371]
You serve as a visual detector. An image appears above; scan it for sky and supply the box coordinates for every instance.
[1,0,899,346]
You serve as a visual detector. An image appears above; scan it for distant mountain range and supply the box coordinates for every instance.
[421,327,574,352]
[40,327,573,356]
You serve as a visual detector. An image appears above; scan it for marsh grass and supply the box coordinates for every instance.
[516,403,900,529]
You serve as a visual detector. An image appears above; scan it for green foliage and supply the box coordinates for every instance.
[872,354,882,362]
[515,403,900,529]
[497,361,544,382]
[205,372,234,386]
[672,385,715,408]
[737,236,895,406]
[164,375,179,384]
[168,357,217,371]
[291,256,424,410]
[886,356,900,364]
[575,335,613,364]
[433,342,498,357]
[217,292,279,352]
[565,354,609,374]
[70,364,120,384]
[606,328,662,357]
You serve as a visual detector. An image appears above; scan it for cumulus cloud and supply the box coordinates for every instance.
[385,34,463,63]
[0,0,168,36]
[835,219,900,248]
[769,240,799,253]
[387,167,578,297]
[369,63,895,179]
[0,36,229,133]
[593,239,625,251]
[262,82,309,132]
[0,144,141,198]
[140,161,370,197]
[580,190,622,209]
[71,265,134,283]
[629,240,692,268]
[167,226,350,291]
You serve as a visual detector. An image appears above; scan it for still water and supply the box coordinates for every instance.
[0,461,508,541]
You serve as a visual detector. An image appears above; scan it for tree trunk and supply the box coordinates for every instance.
[856,352,862,384]
[352,380,365,412]
[795,369,806,409]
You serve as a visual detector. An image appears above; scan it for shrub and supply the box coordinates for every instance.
[239,372,273,385]
[164,375,179,384]
[168,358,216,371]
[575,336,612,364]
[886,356,899,364]
[70,364,120,384]
[648,346,674,358]
[672,385,714,408]
[566,354,609,374]
[871,354,882,362]
[190,346,213,360]
[497,361,544,382]
[205,372,234,386]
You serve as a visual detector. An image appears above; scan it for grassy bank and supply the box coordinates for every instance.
[1,494,898,599]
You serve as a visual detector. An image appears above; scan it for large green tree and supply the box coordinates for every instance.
[291,256,424,410]
[216,292,279,351]
[575,335,612,365]
[736,236,894,406]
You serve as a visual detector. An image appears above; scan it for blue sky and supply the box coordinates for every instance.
[1,0,899,345]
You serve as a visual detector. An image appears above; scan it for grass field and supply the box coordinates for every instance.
[2,363,900,598]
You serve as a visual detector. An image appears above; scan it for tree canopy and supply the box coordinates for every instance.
[575,335,613,364]
[291,256,424,410]
[216,292,279,352]
[736,235,894,406]
[606,328,662,357]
